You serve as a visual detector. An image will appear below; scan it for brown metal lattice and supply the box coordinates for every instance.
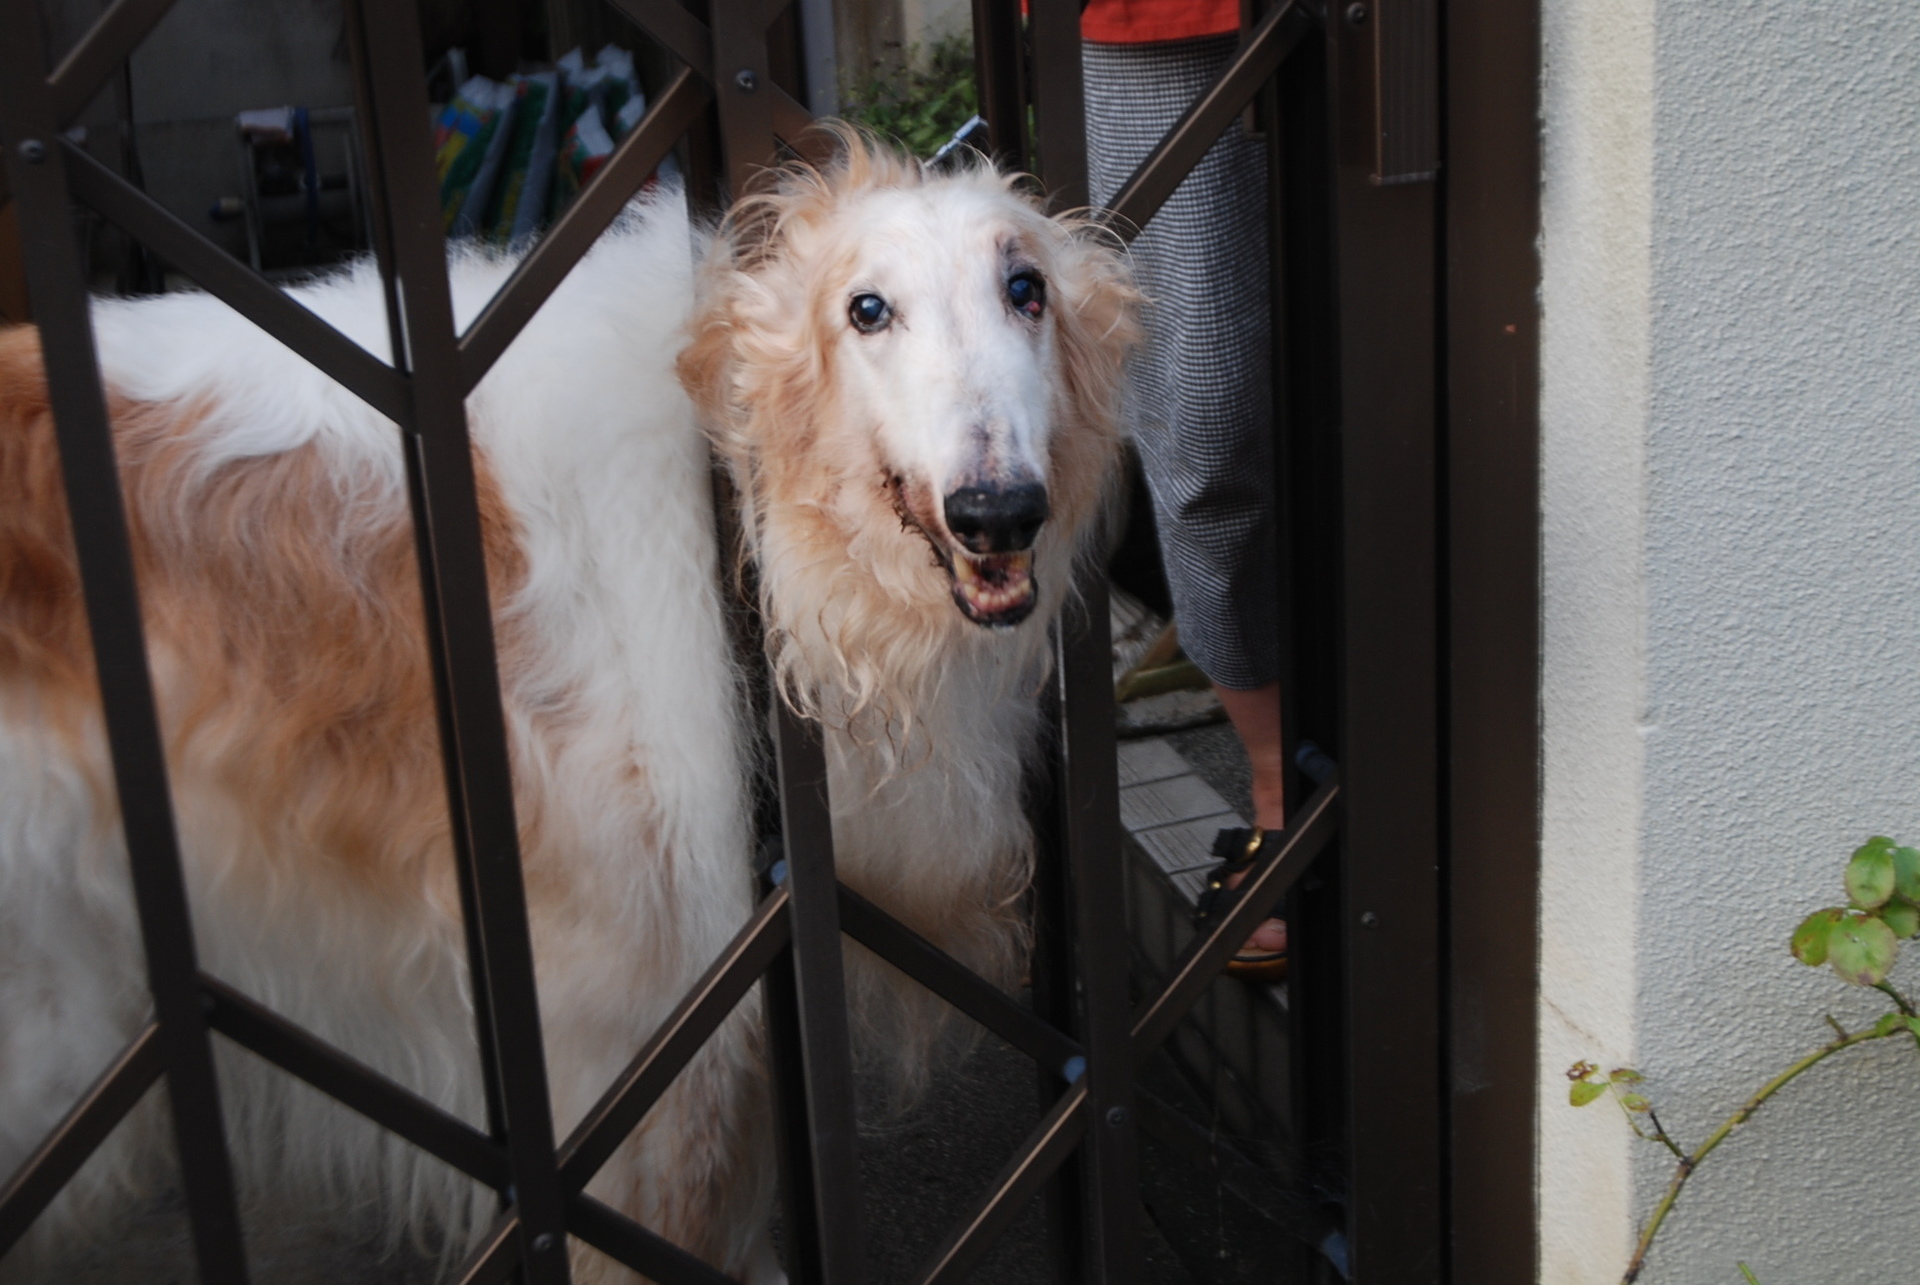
[0,1,1365,1282]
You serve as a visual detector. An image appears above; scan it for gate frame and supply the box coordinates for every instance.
[0,0,1542,1280]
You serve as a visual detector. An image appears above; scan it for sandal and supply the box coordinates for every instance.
[1193,827,1290,982]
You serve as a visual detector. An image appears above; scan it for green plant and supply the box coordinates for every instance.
[1569,836,1920,1284]
[840,36,978,158]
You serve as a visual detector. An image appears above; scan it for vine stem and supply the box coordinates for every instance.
[1619,1024,1897,1284]
[1874,982,1920,1056]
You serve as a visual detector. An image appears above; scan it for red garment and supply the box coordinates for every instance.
[1081,0,1240,44]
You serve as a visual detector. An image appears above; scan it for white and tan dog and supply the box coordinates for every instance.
[0,133,1136,1282]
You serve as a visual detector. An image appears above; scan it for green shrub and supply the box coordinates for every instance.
[841,36,978,158]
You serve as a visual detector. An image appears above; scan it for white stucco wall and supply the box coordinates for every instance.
[1540,2,1920,1282]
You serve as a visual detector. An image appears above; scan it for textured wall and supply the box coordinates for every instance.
[1541,2,1920,1282]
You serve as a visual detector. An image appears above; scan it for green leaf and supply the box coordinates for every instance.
[1569,1079,1607,1107]
[1894,847,1920,902]
[1846,845,1897,909]
[1608,1067,1644,1084]
[1828,914,1898,986]
[1906,1016,1920,1037]
[1618,1092,1651,1113]
[1880,899,1920,940]
[1875,1012,1905,1038]
[1791,908,1845,966]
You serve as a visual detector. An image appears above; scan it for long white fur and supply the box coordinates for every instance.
[0,150,1130,1282]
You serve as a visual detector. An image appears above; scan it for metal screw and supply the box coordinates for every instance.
[734,68,758,92]
[18,138,47,164]
[1105,1106,1128,1127]
[531,1233,557,1254]
[1360,910,1380,929]
[1344,2,1369,23]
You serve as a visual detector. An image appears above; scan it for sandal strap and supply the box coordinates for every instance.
[1193,826,1276,931]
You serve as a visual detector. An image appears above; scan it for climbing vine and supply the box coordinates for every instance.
[1568,836,1920,1284]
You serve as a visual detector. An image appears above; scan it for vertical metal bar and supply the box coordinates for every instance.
[969,0,1027,170]
[1442,0,1541,1278]
[1022,690,1084,1285]
[1027,0,1087,210]
[711,0,775,199]
[1363,0,1439,184]
[1327,2,1444,1279]
[768,703,868,1285]
[0,6,252,1281]
[1051,583,1141,1285]
[1270,36,1351,1236]
[1027,3,1140,1276]
[796,0,838,116]
[345,4,571,1280]
[340,0,511,1159]
[761,915,827,1285]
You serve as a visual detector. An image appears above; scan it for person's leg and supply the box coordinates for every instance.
[1213,680,1287,956]
[1085,36,1286,966]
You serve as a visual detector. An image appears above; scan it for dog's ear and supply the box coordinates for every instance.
[1042,218,1142,541]
[678,220,834,500]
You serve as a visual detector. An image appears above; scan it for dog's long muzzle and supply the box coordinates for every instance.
[942,482,1046,626]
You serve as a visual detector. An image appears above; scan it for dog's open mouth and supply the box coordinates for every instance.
[888,472,1040,629]
[951,549,1037,627]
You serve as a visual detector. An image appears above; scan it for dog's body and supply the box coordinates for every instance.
[0,140,1134,1281]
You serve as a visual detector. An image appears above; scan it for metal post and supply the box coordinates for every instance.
[0,4,251,1280]
[1326,2,1445,1278]
[1054,590,1142,1285]
[970,0,1027,169]
[346,3,572,1279]
[769,703,869,1285]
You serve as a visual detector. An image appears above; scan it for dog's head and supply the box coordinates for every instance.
[680,129,1139,640]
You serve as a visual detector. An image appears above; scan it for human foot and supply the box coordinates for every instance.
[1196,827,1290,981]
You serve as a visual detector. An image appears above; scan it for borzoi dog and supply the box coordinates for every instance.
[0,134,1137,1281]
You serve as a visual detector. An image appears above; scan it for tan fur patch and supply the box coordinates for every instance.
[0,323,531,908]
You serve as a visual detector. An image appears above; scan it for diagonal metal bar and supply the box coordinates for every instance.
[0,8,253,1279]
[606,0,715,79]
[566,1193,740,1285]
[46,0,175,129]
[199,973,510,1192]
[556,886,790,1192]
[458,66,711,394]
[348,3,572,1279]
[450,1210,522,1285]
[1104,0,1314,242]
[767,85,829,163]
[59,139,410,423]
[1128,775,1341,1061]
[911,1081,1089,1285]
[0,1023,164,1257]
[835,882,1084,1079]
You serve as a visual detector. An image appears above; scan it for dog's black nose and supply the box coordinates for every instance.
[944,483,1050,554]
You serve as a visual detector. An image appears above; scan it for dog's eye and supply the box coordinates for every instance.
[849,293,892,333]
[1007,272,1046,319]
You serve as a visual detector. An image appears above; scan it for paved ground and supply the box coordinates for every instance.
[1165,723,1255,823]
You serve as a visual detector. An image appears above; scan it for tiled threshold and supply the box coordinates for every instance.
[1119,737,1292,1147]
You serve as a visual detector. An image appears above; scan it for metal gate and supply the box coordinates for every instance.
[0,0,1529,1279]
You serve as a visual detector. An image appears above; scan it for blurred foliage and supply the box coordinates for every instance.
[841,36,978,158]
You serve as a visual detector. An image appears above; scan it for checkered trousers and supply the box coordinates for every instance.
[1084,35,1280,692]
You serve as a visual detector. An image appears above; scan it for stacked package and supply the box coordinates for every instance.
[431,45,670,245]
